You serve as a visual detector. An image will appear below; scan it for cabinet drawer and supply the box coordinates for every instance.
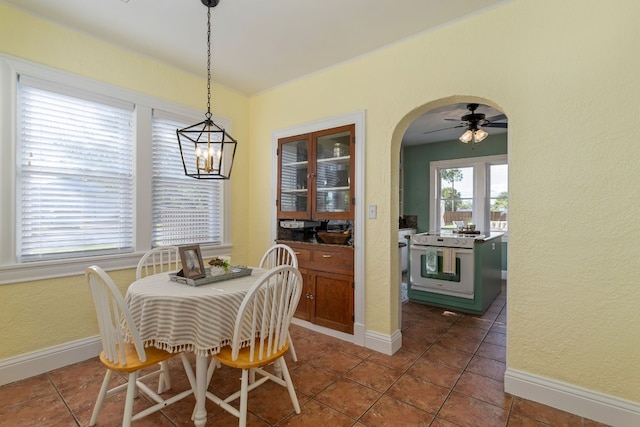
[278,241,353,275]
[311,247,353,269]
[290,247,311,263]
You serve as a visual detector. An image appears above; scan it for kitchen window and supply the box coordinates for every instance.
[430,155,508,235]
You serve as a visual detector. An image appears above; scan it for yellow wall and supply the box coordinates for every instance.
[249,0,640,403]
[0,4,251,358]
[2,0,640,406]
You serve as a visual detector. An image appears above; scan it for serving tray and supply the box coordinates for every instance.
[169,266,252,287]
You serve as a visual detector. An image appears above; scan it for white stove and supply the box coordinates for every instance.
[408,232,480,299]
[411,232,483,249]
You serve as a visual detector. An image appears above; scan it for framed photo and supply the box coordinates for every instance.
[179,245,206,280]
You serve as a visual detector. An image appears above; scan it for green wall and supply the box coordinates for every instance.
[403,133,508,232]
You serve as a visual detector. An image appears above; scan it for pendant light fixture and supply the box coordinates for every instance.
[177,0,237,179]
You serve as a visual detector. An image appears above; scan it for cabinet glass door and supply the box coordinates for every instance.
[315,128,352,216]
[278,136,310,217]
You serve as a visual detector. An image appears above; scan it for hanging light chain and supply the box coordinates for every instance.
[205,5,212,120]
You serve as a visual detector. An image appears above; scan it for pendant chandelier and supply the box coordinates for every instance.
[177,0,237,179]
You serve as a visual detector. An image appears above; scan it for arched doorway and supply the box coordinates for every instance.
[392,95,508,343]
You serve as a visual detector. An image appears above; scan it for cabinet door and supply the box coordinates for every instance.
[313,125,354,220]
[294,267,312,321]
[310,270,354,334]
[277,134,311,219]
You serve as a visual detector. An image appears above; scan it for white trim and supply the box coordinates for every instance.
[364,329,403,356]
[0,336,102,386]
[291,318,354,343]
[271,111,366,347]
[505,368,640,427]
[0,245,232,285]
[290,318,399,357]
[0,322,401,389]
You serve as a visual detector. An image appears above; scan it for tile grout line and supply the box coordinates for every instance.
[46,373,82,426]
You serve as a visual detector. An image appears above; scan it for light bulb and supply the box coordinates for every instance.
[459,129,473,143]
[474,129,488,143]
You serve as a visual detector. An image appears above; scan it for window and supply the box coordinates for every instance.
[151,111,224,246]
[430,155,508,235]
[17,76,134,262]
[489,164,509,232]
[0,54,232,282]
[438,166,474,229]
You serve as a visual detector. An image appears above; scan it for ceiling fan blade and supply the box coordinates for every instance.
[444,118,463,122]
[483,122,508,128]
[423,125,464,134]
[484,114,507,122]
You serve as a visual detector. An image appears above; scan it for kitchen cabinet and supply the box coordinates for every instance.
[283,241,354,334]
[277,124,354,221]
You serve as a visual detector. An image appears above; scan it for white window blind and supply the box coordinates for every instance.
[17,75,135,262]
[151,111,223,246]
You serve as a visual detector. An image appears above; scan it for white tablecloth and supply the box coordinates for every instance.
[125,268,266,356]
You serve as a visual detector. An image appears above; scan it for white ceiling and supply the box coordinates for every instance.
[403,103,508,146]
[4,0,509,144]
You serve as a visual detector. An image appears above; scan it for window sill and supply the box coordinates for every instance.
[0,243,232,285]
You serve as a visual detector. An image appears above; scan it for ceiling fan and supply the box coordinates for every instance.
[425,103,507,144]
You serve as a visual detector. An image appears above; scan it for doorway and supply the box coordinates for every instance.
[395,96,509,323]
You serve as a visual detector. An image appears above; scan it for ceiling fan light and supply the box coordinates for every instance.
[459,129,473,143]
[474,128,488,143]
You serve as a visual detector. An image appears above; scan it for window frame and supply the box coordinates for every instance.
[429,155,508,238]
[0,54,232,284]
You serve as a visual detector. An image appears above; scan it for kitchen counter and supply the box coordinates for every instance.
[475,232,504,243]
[276,239,352,248]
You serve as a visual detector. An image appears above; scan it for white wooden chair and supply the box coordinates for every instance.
[259,243,300,361]
[135,245,181,393]
[259,243,298,271]
[136,245,180,280]
[86,266,196,427]
[205,265,303,427]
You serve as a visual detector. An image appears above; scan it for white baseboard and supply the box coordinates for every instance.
[1,323,403,387]
[289,318,400,356]
[0,336,101,386]
[505,368,640,427]
[290,318,354,343]
[364,329,402,356]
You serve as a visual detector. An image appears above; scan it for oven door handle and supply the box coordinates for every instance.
[410,245,473,254]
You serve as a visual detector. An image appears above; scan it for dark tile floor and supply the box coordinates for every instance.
[0,286,609,426]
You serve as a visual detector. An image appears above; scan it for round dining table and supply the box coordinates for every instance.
[125,267,266,427]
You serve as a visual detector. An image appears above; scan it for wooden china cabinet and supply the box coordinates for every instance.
[277,124,354,220]
[276,124,355,334]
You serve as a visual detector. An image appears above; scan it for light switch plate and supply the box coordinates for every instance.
[368,204,377,219]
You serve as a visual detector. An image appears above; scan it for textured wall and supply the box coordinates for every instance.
[249,0,640,402]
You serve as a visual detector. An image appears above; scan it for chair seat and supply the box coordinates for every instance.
[99,343,176,373]
[216,340,289,370]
